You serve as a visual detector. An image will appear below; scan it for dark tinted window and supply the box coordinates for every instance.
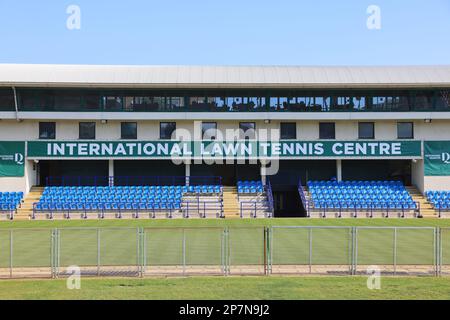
[160,122,176,139]
[239,122,256,139]
[202,122,217,140]
[0,89,14,111]
[280,122,297,139]
[397,122,414,139]
[358,122,375,139]
[319,122,335,139]
[121,122,137,139]
[39,122,56,139]
[79,122,96,140]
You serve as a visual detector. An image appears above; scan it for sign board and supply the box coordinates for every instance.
[27,140,422,159]
[0,141,25,177]
[424,141,450,176]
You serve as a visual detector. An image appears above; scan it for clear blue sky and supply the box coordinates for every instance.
[0,0,449,65]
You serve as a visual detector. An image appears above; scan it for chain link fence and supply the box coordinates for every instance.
[0,226,448,278]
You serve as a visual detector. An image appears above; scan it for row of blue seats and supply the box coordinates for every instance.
[426,191,450,200]
[237,180,264,193]
[312,194,413,201]
[40,195,182,201]
[238,186,264,193]
[237,180,263,186]
[0,204,17,211]
[425,191,450,210]
[0,192,24,212]
[0,192,24,197]
[313,201,417,210]
[308,180,403,186]
[310,189,408,195]
[35,202,182,211]
[434,203,450,210]
[43,185,221,193]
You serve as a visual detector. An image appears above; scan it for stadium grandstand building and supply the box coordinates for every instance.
[0,64,450,219]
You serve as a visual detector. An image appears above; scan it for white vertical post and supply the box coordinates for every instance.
[261,163,267,185]
[185,161,191,186]
[108,159,114,186]
[336,159,342,182]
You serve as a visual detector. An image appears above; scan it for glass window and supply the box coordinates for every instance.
[104,96,123,111]
[239,122,256,140]
[319,122,335,139]
[160,122,176,140]
[84,93,101,110]
[39,122,56,140]
[54,91,81,110]
[201,122,217,140]
[358,122,375,139]
[280,122,297,139]
[121,122,137,139]
[79,122,96,140]
[397,122,414,139]
[0,89,15,111]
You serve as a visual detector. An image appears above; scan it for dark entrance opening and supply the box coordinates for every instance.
[38,160,109,186]
[191,161,260,186]
[342,160,412,185]
[268,160,336,217]
[272,186,305,217]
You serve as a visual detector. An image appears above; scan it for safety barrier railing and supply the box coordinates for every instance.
[183,200,224,218]
[0,226,449,279]
[307,200,421,218]
[45,175,222,187]
[32,202,182,219]
[239,201,271,218]
[297,179,309,216]
[265,180,274,218]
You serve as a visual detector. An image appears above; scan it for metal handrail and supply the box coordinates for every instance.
[45,175,222,187]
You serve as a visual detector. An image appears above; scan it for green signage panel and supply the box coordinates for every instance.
[27,140,422,159]
[0,141,25,177]
[424,141,450,176]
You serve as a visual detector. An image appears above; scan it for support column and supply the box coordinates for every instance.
[336,159,342,182]
[108,159,114,186]
[185,161,191,186]
[261,162,267,185]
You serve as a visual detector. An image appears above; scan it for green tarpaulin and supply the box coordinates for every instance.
[424,141,450,176]
[0,141,25,177]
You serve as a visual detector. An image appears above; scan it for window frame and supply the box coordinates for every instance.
[159,122,177,140]
[39,122,56,140]
[280,122,297,140]
[120,122,137,140]
[319,122,336,140]
[201,122,218,140]
[239,122,256,140]
[397,122,414,139]
[78,122,96,140]
[358,122,375,139]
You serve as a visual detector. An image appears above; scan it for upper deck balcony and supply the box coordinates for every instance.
[1,88,449,113]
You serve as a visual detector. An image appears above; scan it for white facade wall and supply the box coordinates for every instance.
[0,119,449,141]
[1,118,450,194]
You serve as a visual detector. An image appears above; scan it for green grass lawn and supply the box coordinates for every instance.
[0,276,449,300]
[2,217,450,229]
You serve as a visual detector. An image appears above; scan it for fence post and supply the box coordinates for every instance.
[9,230,13,279]
[97,228,101,276]
[226,227,230,275]
[309,227,313,274]
[352,227,358,275]
[182,228,186,276]
[393,227,397,276]
[435,227,440,277]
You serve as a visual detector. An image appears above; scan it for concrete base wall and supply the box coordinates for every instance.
[411,160,425,193]
[424,176,450,191]
[0,161,35,194]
